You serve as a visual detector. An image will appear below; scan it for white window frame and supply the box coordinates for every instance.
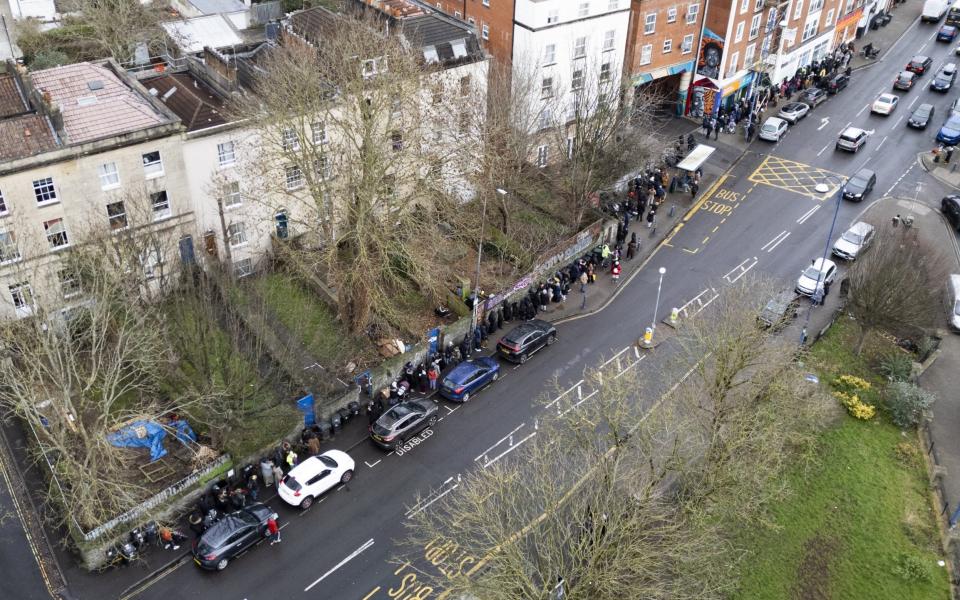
[150,191,171,221]
[663,38,673,53]
[547,9,559,24]
[222,181,242,208]
[43,217,69,250]
[33,177,58,205]
[682,34,694,53]
[544,43,557,65]
[234,257,254,278]
[603,30,615,51]
[600,62,612,81]
[142,151,163,179]
[0,229,20,264]
[735,21,745,42]
[802,15,818,41]
[749,13,761,39]
[98,162,120,190]
[539,107,552,130]
[107,200,128,231]
[481,23,489,40]
[483,0,490,6]
[282,128,301,152]
[825,8,834,25]
[726,51,739,77]
[217,141,236,167]
[574,36,587,58]
[227,222,247,248]
[809,0,823,12]
[743,43,756,67]
[286,165,304,191]
[541,76,554,98]
[793,0,803,20]
[0,189,6,215]
[640,44,653,65]
[754,0,764,11]
[142,248,163,281]
[58,268,81,299]
[316,155,333,180]
[536,145,548,168]
[9,283,33,317]
[686,3,699,24]
[566,137,574,159]
[312,121,328,145]
[571,68,585,90]
[740,0,749,14]
[644,13,656,34]
[579,2,590,17]
[667,6,677,22]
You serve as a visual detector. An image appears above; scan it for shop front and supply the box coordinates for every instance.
[631,59,696,116]
[685,69,754,119]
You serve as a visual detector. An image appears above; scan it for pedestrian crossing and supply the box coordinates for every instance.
[748,155,844,199]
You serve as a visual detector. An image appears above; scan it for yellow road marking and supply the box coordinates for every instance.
[683,174,727,223]
[748,155,844,199]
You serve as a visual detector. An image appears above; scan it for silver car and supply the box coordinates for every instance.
[796,258,838,296]
[778,101,810,124]
[832,221,875,260]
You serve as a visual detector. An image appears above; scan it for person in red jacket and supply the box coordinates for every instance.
[267,516,280,545]
[427,365,439,391]
[611,260,621,282]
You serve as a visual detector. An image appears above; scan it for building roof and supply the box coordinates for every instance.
[163,14,246,54]
[0,75,29,119]
[30,63,169,145]
[141,72,229,132]
[187,0,246,14]
[288,6,340,44]
[0,114,59,162]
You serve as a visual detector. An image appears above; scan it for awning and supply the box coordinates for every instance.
[676,144,716,172]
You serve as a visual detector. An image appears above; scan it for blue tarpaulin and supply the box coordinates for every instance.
[173,419,197,445]
[107,421,168,462]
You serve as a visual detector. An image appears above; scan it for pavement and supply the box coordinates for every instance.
[921,150,960,190]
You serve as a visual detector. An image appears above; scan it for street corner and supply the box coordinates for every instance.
[919,150,960,190]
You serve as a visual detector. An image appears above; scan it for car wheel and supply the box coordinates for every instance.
[216,558,229,571]
[462,391,470,402]
[491,371,499,382]
[427,415,438,427]
[546,333,556,346]
[341,469,353,483]
[301,495,314,510]
[520,353,528,364]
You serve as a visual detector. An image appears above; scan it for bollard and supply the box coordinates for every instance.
[640,327,654,349]
[669,204,676,217]
[669,307,679,326]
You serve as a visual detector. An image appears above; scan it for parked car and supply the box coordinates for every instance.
[931,64,957,91]
[946,273,960,330]
[942,195,960,231]
[777,101,810,124]
[277,451,354,509]
[758,116,789,141]
[497,319,557,364]
[757,289,800,330]
[796,258,838,296]
[871,93,899,115]
[939,25,958,42]
[192,504,277,571]
[950,97,960,117]
[824,73,850,94]
[439,357,500,402]
[801,87,828,107]
[937,114,960,144]
[893,70,917,91]
[369,399,439,450]
[836,126,868,152]
[842,168,877,201]
[832,221,876,261]
[908,103,936,129]
[906,55,934,75]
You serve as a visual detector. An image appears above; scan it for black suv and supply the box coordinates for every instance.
[497,319,557,363]
[370,399,439,449]
[824,73,849,94]
[801,87,827,107]
[192,504,277,571]
[906,55,933,75]
[943,195,960,231]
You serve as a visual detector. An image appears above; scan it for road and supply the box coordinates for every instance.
[113,13,956,600]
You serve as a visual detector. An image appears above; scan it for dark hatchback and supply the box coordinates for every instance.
[497,319,557,363]
[824,73,849,94]
[906,55,933,75]
[439,357,500,402]
[893,70,916,91]
[943,195,960,231]
[369,399,439,449]
[908,103,935,129]
[192,504,276,571]
[842,168,877,201]
[801,87,827,107]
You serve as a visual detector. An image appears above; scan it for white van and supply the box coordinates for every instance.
[923,0,949,22]
[948,275,960,330]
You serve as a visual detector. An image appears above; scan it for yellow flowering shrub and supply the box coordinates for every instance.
[836,375,872,392]
[833,390,877,420]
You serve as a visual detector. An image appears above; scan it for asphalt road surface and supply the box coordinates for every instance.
[109,14,960,600]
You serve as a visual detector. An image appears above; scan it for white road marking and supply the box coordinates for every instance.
[764,230,791,253]
[544,380,583,410]
[908,95,919,109]
[304,538,375,592]
[797,204,821,224]
[876,135,888,150]
[481,430,538,467]
[761,230,789,251]
[475,423,526,461]
[405,475,461,518]
[856,104,868,117]
[893,115,904,128]
[817,143,831,156]
[722,257,758,284]
[364,459,381,468]
[444,405,460,415]
[818,117,830,130]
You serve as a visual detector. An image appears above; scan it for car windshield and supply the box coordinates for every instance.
[898,74,912,82]
[784,103,801,111]
[842,231,863,244]
[946,116,960,130]
[283,475,302,491]
[954,299,960,316]
[762,123,777,131]
[937,75,951,83]
[318,454,337,468]
[802,266,824,279]
[849,176,867,188]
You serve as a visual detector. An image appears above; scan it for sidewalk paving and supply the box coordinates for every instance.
[848,1,920,72]
[921,151,960,191]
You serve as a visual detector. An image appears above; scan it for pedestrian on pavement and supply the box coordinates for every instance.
[427,365,438,391]
[306,434,320,456]
[271,462,284,488]
[892,214,901,228]
[267,516,281,545]
[711,117,719,140]
[690,181,699,197]
[948,146,956,164]
[580,286,587,310]
[646,208,656,228]
[705,121,713,139]
[285,448,298,471]
[627,232,637,259]
[247,474,260,501]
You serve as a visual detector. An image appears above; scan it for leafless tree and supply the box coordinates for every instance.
[845,225,949,354]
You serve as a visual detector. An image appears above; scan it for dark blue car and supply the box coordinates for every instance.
[937,114,960,144]
[439,357,500,402]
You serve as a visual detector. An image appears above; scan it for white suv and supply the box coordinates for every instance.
[278,450,355,509]
[836,127,867,152]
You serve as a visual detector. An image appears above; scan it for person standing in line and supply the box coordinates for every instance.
[646,208,656,228]
[427,365,438,391]
[267,516,281,545]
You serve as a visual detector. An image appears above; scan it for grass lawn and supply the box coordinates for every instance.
[734,315,950,599]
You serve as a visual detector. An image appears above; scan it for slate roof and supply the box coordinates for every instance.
[0,114,59,162]
[141,72,229,132]
[288,6,340,45]
[0,75,29,119]
[30,63,169,145]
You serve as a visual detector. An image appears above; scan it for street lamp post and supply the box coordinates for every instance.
[800,175,844,344]
[651,266,666,335]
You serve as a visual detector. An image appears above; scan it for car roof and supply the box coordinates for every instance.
[848,221,875,235]
[763,117,786,125]
[811,257,836,270]
[804,87,824,94]
[853,168,875,178]
[877,93,897,101]
[911,55,930,62]
[447,360,486,381]
[898,70,914,77]
[783,101,806,109]
[916,103,934,111]
[288,454,334,477]
[841,126,865,135]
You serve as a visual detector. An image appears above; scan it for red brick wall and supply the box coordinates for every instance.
[626,0,705,78]
[433,0,516,66]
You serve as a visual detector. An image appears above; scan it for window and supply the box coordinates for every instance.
[316,156,333,180]
[391,131,403,151]
[547,9,559,23]
[213,142,235,169]
[33,177,57,204]
[460,75,471,97]
[571,68,584,90]
[0,189,5,214]
[362,57,386,78]
[468,16,475,26]
[98,162,120,189]
[749,13,761,38]
[9,283,33,316]
[667,6,677,22]
[58,269,80,298]
[579,2,590,17]
[43,218,69,249]
[566,137,574,159]
[481,23,489,40]
[234,257,253,278]
[603,30,615,51]
[663,38,673,53]
[286,165,304,190]
[600,62,612,81]
[644,13,656,34]
[686,3,699,23]
[0,229,19,263]
[544,43,557,64]
[142,151,163,178]
[682,34,694,53]
[825,8,834,25]
[483,0,490,6]
[142,249,162,281]
[740,0,749,14]
[845,0,855,13]
[735,22,745,42]
[802,15,818,41]
[541,77,554,98]
[106,201,127,230]
[222,181,241,208]
[282,128,300,152]
[574,36,587,58]
[809,0,823,11]
[228,222,247,247]
[793,0,803,19]
[536,145,548,168]
[743,43,756,67]
[640,44,652,65]
[455,10,462,17]
[145,192,169,222]
[312,121,328,145]
[767,7,778,32]
[726,51,739,77]
[755,0,764,10]
[539,107,552,130]
[609,0,619,8]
